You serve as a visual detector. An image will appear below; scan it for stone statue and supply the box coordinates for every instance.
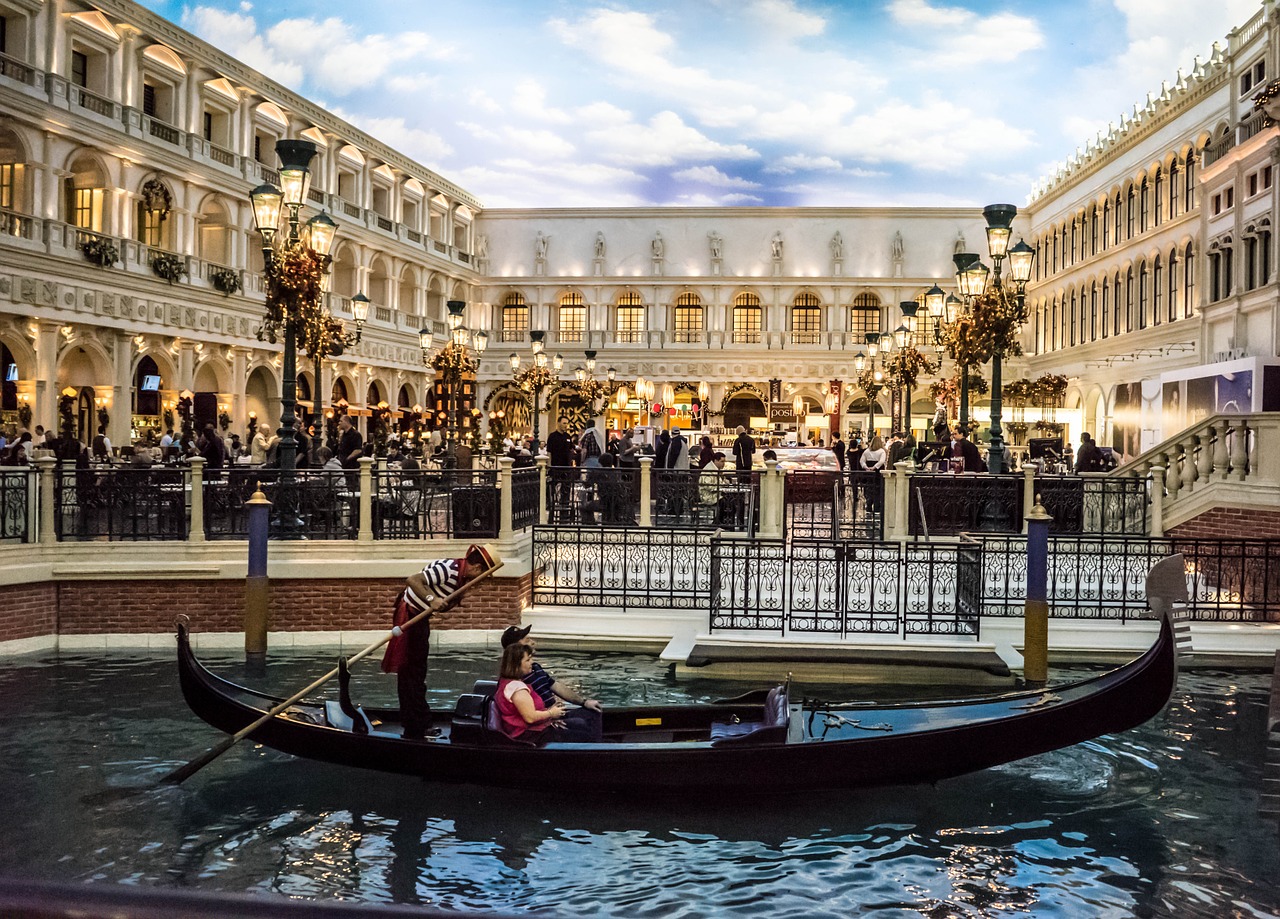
[708,231,723,259]
[651,231,664,259]
[594,231,606,259]
[534,231,549,261]
[475,234,488,259]
[953,231,966,255]
[891,230,904,261]
[830,231,843,261]
[771,230,783,260]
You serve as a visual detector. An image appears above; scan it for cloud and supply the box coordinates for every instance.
[763,154,844,174]
[887,0,1043,65]
[511,80,572,124]
[719,192,765,204]
[330,109,453,166]
[741,0,826,43]
[671,165,761,188]
[587,111,759,167]
[185,6,303,87]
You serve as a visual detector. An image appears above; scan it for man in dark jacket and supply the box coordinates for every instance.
[942,428,985,472]
[732,425,756,483]
[546,419,576,513]
[1075,432,1102,473]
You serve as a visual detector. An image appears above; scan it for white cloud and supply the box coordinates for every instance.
[763,154,844,174]
[671,165,761,188]
[587,111,759,167]
[741,0,826,43]
[887,0,1043,65]
[720,192,765,204]
[511,80,572,124]
[186,6,303,87]
[330,109,453,166]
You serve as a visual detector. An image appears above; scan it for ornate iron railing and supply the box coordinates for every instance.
[651,468,756,533]
[371,468,498,539]
[54,465,188,541]
[786,469,883,540]
[0,468,32,542]
[545,466,639,527]
[511,467,540,530]
[1175,538,1280,622]
[1036,475,1147,535]
[712,537,982,637]
[204,469,357,540]
[532,525,714,611]
[909,474,1022,536]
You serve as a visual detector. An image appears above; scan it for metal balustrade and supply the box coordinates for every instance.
[54,465,188,541]
[369,468,497,539]
[0,469,32,542]
[203,469,357,540]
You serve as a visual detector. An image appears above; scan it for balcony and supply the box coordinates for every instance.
[0,51,38,88]
[731,331,762,344]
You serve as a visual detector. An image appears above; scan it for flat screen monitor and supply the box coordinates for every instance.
[4,363,16,383]
[141,375,161,392]
[1028,437,1063,460]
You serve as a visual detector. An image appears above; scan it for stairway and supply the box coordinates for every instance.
[1110,413,1280,533]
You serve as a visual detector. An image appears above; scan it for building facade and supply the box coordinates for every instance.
[1,0,1278,459]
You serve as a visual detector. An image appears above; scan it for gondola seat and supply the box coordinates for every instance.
[323,701,399,739]
[709,685,789,746]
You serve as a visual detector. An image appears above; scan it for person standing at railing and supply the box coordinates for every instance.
[942,427,985,473]
[1074,434,1102,473]
[860,435,887,516]
[338,414,363,491]
[546,418,576,517]
[732,425,755,484]
[250,423,277,465]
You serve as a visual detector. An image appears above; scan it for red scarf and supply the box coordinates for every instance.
[380,592,415,674]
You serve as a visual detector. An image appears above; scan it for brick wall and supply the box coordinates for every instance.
[2,573,530,642]
[0,583,57,643]
[1168,506,1280,541]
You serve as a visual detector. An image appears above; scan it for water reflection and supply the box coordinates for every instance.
[0,649,1276,917]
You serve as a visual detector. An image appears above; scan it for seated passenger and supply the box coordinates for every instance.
[494,641,567,743]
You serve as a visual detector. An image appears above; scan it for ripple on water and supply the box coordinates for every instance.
[0,648,1277,918]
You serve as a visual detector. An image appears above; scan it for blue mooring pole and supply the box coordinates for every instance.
[1024,495,1052,688]
[245,484,273,661]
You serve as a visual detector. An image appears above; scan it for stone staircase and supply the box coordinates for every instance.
[1111,413,1280,533]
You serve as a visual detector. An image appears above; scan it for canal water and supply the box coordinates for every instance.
[0,643,1277,918]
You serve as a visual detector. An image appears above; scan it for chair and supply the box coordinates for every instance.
[709,685,790,746]
[379,484,422,538]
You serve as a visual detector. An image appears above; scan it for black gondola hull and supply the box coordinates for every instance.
[176,614,1176,793]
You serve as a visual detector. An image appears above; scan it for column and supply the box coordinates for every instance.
[638,455,653,526]
[110,331,132,448]
[498,456,514,539]
[188,456,206,543]
[35,320,60,433]
[357,457,374,542]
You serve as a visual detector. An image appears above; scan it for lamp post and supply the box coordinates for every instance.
[249,138,346,480]
[949,204,1036,474]
[510,330,558,450]
[432,300,484,449]
[854,333,885,438]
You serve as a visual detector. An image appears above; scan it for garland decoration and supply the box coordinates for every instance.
[513,364,555,392]
[260,240,351,359]
[141,179,173,220]
[884,347,938,390]
[431,342,479,377]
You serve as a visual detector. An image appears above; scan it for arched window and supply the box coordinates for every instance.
[1167,248,1179,323]
[1185,152,1196,210]
[615,291,645,343]
[732,292,762,344]
[1070,219,1078,263]
[1090,205,1099,256]
[1126,183,1136,238]
[1034,302,1043,353]
[1169,156,1181,217]
[1124,266,1133,333]
[558,291,586,343]
[791,292,822,344]
[1102,198,1111,250]
[1049,297,1058,350]
[1112,272,1122,336]
[1090,282,1098,342]
[674,292,704,342]
[1101,280,1110,339]
[1139,176,1149,233]
[1260,222,1272,287]
[1152,255,1163,324]
[500,292,527,342]
[1183,243,1195,317]
[1069,288,1077,346]
[1153,167,1163,226]
[1136,263,1146,330]
[849,292,882,338]
[1113,192,1123,243]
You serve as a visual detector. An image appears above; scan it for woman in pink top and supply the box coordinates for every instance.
[494,642,566,741]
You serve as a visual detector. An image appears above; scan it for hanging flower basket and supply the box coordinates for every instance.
[210,267,241,295]
[151,252,187,284]
[82,237,118,267]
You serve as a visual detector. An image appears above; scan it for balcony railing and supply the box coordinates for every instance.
[0,207,36,240]
[0,51,37,86]
[147,117,182,145]
[732,331,762,344]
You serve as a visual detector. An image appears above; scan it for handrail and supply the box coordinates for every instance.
[1111,412,1263,477]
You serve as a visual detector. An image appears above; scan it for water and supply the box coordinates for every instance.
[1,644,1277,917]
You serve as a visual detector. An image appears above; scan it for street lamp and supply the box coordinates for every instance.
[430,300,482,448]
[510,330,556,450]
[943,206,1035,473]
[249,139,352,490]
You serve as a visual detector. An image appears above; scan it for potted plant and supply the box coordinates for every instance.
[210,267,241,295]
[151,252,187,284]
[82,237,119,267]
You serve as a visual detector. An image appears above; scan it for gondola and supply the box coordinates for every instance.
[175,601,1177,793]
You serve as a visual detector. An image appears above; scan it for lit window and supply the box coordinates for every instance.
[615,291,644,343]
[501,293,527,342]
[558,292,585,343]
[732,292,762,344]
[791,292,821,344]
[674,292,703,342]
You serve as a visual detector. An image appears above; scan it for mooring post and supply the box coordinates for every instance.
[245,483,272,661]
[1024,495,1052,688]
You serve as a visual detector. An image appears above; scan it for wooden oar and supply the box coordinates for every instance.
[162,559,505,785]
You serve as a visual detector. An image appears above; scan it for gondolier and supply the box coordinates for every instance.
[382,544,497,739]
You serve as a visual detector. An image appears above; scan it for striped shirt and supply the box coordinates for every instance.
[403,558,461,614]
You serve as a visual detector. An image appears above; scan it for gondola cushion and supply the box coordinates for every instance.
[709,686,789,746]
